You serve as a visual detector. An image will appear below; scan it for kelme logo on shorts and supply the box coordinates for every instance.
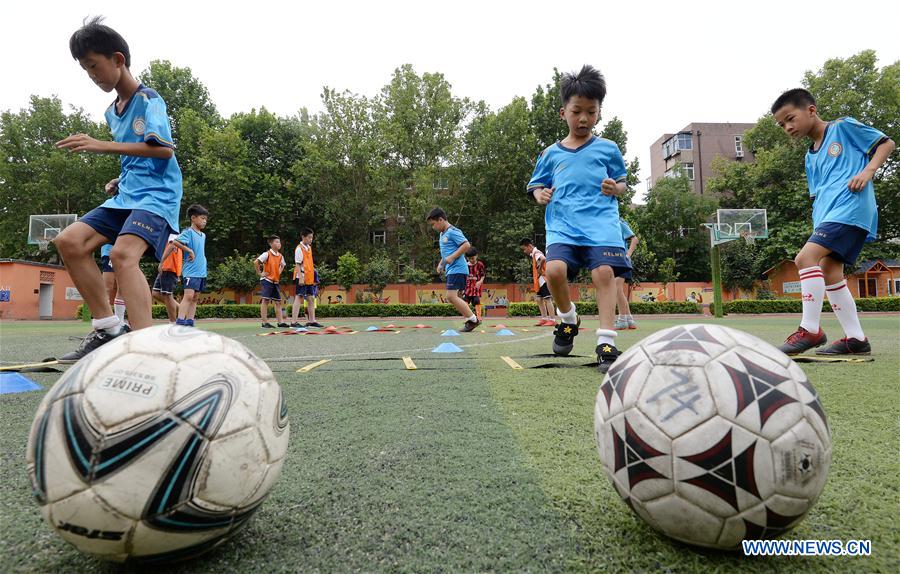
[132,117,145,135]
[828,142,842,157]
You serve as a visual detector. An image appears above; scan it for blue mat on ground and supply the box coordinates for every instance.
[0,372,42,394]
[432,343,463,353]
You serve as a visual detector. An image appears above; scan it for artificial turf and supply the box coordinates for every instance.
[1,314,898,573]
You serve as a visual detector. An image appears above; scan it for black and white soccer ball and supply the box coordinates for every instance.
[26,325,289,563]
[594,324,831,549]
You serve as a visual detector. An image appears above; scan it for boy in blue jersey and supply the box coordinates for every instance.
[54,17,183,362]
[172,205,209,327]
[426,207,480,332]
[614,218,639,330]
[772,89,894,355]
[526,65,631,373]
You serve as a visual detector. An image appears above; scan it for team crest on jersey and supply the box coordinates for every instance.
[827,142,842,157]
[132,117,145,135]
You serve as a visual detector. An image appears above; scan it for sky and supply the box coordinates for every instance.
[3,0,899,200]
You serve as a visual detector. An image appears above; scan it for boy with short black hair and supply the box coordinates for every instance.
[771,88,894,355]
[173,205,208,327]
[153,233,182,322]
[255,235,288,329]
[614,218,638,330]
[426,208,480,332]
[519,238,554,326]
[526,65,631,373]
[54,17,182,362]
[291,228,323,328]
[464,247,486,322]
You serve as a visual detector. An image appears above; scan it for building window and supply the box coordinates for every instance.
[734,135,744,158]
[662,132,692,159]
[893,278,900,295]
[433,178,449,190]
[662,138,675,158]
[646,177,652,192]
[857,278,877,297]
[677,132,693,151]
[371,231,386,244]
[684,162,694,180]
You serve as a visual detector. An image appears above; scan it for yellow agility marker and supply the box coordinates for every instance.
[297,359,331,373]
[402,357,417,370]
[500,356,524,370]
[0,359,60,372]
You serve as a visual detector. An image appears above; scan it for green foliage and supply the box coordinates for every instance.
[336,252,362,292]
[207,252,261,292]
[362,252,395,295]
[657,257,680,286]
[723,297,900,314]
[402,266,432,285]
[508,301,701,316]
[720,241,763,292]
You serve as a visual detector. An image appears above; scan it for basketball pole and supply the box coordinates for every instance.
[710,244,724,318]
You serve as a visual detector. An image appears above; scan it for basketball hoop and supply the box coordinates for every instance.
[739,229,756,246]
[36,239,50,252]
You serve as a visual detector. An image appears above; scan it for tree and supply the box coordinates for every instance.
[599,117,641,208]
[720,241,763,292]
[139,60,220,140]
[335,252,362,293]
[207,252,261,292]
[657,257,680,288]
[0,96,118,260]
[362,252,395,296]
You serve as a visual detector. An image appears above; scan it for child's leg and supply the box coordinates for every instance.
[794,242,832,333]
[110,235,153,330]
[291,293,302,322]
[274,302,283,322]
[187,291,201,321]
[114,291,126,323]
[164,294,179,322]
[260,298,269,321]
[822,256,865,340]
[545,261,575,322]
[592,265,617,334]
[447,290,474,319]
[306,296,316,322]
[615,277,628,317]
[103,272,117,307]
[178,289,195,320]
[53,222,113,321]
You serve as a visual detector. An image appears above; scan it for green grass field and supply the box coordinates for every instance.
[1,314,898,573]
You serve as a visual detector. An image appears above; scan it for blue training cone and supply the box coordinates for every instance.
[496,329,516,336]
[432,342,464,353]
[366,326,380,331]
[442,329,461,337]
[0,373,42,394]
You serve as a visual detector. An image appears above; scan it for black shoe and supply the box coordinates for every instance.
[276,322,290,328]
[290,322,303,328]
[597,343,622,374]
[815,337,871,355]
[58,325,130,364]
[552,317,581,356]
[461,319,481,332]
[306,322,324,328]
[261,322,275,328]
[778,326,827,355]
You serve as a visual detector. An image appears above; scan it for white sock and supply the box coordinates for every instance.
[826,281,865,340]
[798,266,825,332]
[114,298,126,322]
[467,314,477,322]
[596,329,617,347]
[557,305,577,324]
[92,314,122,334]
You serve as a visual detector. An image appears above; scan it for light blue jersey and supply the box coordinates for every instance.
[527,136,628,247]
[100,243,113,257]
[102,85,183,232]
[620,219,635,242]
[176,227,207,278]
[806,117,887,242]
[440,226,469,275]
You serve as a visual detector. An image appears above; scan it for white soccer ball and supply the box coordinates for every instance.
[594,324,831,549]
[26,325,289,563]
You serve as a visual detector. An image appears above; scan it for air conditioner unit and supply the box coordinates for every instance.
[736,150,744,158]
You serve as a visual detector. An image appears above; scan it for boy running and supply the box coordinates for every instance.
[464,248,486,323]
[519,238,554,326]
[172,205,208,327]
[427,208,480,332]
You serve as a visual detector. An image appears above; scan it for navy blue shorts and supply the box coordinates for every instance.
[80,207,174,261]
[152,271,179,294]
[183,277,206,293]
[294,280,317,297]
[260,280,282,301]
[100,256,113,273]
[547,244,632,278]
[446,273,468,292]
[807,223,869,265]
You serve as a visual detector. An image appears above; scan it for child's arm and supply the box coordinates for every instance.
[601,179,627,197]
[627,236,639,258]
[158,242,175,271]
[172,240,194,261]
[849,138,895,191]
[445,241,471,265]
[55,135,174,159]
[254,258,264,277]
